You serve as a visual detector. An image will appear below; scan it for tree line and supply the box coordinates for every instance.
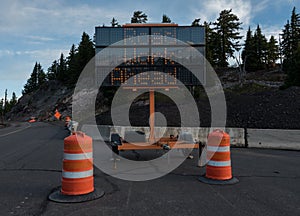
[22,7,300,96]
[0,89,17,122]
[23,32,95,95]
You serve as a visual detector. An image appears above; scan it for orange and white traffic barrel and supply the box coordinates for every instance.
[48,131,104,203]
[62,131,94,195]
[199,129,238,185]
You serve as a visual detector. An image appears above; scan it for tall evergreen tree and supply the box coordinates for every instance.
[281,8,300,61]
[283,45,300,87]
[0,99,3,124]
[10,92,17,107]
[282,7,300,87]
[4,89,8,114]
[131,11,148,23]
[162,14,171,23]
[111,17,120,27]
[290,7,300,52]
[281,20,292,59]
[204,21,219,66]
[266,36,279,67]
[67,32,94,85]
[47,60,59,80]
[242,27,256,71]
[57,53,67,82]
[23,62,45,94]
[66,44,79,85]
[192,18,201,27]
[37,63,46,86]
[23,62,39,94]
[253,25,268,69]
[242,25,269,71]
[213,9,243,67]
[4,92,18,113]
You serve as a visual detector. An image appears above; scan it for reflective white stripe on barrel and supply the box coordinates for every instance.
[63,152,93,160]
[207,160,231,167]
[62,169,93,179]
[207,146,230,152]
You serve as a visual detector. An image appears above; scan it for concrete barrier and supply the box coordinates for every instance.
[81,125,111,141]
[247,129,300,150]
[78,125,300,151]
[81,125,246,147]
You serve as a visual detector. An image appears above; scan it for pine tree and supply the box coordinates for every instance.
[10,92,17,107]
[290,7,300,53]
[131,11,148,23]
[266,36,279,68]
[0,99,3,124]
[282,7,300,88]
[4,89,8,114]
[0,99,3,114]
[281,7,300,61]
[242,25,276,71]
[57,53,67,82]
[37,63,46,86]
[47,60,59,80]
[66,44,79,86]
[23,62,45,94]
[111,17,120,27]
[284,45,300,87]
[242,27,256,71]
[213,9,243,67]
[23,62,39,94]
[253,25,268,69]
[67,33,94,85]
[192,18,201,27]
[4,92,18,113]
[281,20,292,59]
[162,14,171,23]
[204,21,219,66]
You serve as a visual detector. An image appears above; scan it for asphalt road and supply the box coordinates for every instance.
[0,122,299,216]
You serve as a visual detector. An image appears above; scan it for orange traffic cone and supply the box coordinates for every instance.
[199,129,238,185]
[48,132,104,203]
[54,109,61,120]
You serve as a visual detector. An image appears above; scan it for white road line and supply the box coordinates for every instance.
[0,123,31,138]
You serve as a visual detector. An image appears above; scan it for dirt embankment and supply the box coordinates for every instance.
[96,85,300,129]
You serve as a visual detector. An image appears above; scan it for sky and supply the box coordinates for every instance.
[0,0,298,99]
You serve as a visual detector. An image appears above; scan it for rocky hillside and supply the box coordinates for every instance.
[7,80,73,121]
[6,68,300,129]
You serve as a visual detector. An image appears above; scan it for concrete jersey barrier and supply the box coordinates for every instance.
[247,129,300,150]
[80,125,246,147]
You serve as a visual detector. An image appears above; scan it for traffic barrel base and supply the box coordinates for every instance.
[48,187,104,203]
[199,175,239,185]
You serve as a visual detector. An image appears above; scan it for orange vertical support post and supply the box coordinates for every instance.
[149,90,155,144]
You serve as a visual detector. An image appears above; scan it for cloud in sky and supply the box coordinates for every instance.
[0,0,297,97]
[190,0,252,26]
[0,48,69,80]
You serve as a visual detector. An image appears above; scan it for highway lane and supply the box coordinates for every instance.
[0,122,68,215]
